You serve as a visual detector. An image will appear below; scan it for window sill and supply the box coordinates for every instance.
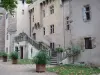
[83,20,91,22]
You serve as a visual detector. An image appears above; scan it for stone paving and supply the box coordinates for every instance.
[0,60,57,75]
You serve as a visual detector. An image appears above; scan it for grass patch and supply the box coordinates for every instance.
[18,59,33,64]
[47,64,100,75]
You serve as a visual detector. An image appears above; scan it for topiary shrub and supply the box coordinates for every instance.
[33,50,50,65]
[10,51,18,60]
[56,47,64,53]
[2,52,7,57]
[26,0,32,4]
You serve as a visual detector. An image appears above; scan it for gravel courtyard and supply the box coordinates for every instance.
[0,60,57,75]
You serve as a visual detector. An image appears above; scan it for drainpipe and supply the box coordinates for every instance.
[68,0,75,64]
[9,33,12,53]
[29,11,31,37]
[62,1,65,49]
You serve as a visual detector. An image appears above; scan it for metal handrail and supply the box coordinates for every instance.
[15,32,52,56]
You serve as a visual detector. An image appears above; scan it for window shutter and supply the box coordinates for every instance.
[53,25,54,33]
[82,7,86,21]
[85,37,92,49]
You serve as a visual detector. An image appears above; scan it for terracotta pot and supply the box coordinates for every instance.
[12,59,17,64]
[36,64,46,72]
[3,56,7,62]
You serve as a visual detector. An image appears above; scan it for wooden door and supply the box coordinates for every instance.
[20,46,23,59]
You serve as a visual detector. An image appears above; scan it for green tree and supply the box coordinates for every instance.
[0,0,17,15]
[26,0,32,4]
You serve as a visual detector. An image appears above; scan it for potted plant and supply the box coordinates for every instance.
[10,51,18,64]
[26,0,32,4]
[67,45,81,64]
[56,47,64,53]
[33,50,50,72]
[2,52,7,62]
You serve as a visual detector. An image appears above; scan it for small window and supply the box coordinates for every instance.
[82,4,91,22]
[33,33,36,40]
[66,17,70,30]
[84,37,92,49]
[22,9,24,15]
[50,25,54,34]
[43,27,45,35]
[31,48,33,57]
[6,13,8,19]
[7,34,8,40]
[32,27,34,32]
[6,47,8,53]
[15,46,18,52]
[37,22,40,28]
[50,42,55,49]
[67,25,70,30]
[34,23,37,29]
[32,8,34,12]
[13,15,15,18]
[50,5,54,14]
[33,15,34,22]
[43,10,45,17]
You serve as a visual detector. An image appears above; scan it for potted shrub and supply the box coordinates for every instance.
[33,50,50,72]
[56,47,64,53]
[2,52,7,62]
[10,51,18,64]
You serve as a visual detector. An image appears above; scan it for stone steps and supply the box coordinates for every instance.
[50,56,57,65]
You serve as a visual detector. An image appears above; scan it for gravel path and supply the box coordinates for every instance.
[0,60,57,75]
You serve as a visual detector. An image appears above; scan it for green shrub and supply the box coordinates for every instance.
[56,47,64,53]
[0,52,3,57]
[2,52,7,57]
[10,51,18,60]
[26,0,32,4]
[33,50,50,65]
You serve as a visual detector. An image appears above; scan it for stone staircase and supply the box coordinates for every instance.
[50,56,57,65]
[50,51,58,65]
[15,32,59,65]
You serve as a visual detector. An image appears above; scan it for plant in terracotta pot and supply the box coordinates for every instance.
[33,50,50,72]
[2,52,7,62]
[10,51,18,64]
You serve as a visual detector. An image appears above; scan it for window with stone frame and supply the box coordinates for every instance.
[15,46,18,52]
[84,37,92,49]
[50,25,54,34]
[50,42,55,49]
[82,4,91,22]
[66,16,70,30]
[33,15,34,22]
[42,10,45,17]
[33,33,36,40]
[50,5,54,14]
[43,27,45,35]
